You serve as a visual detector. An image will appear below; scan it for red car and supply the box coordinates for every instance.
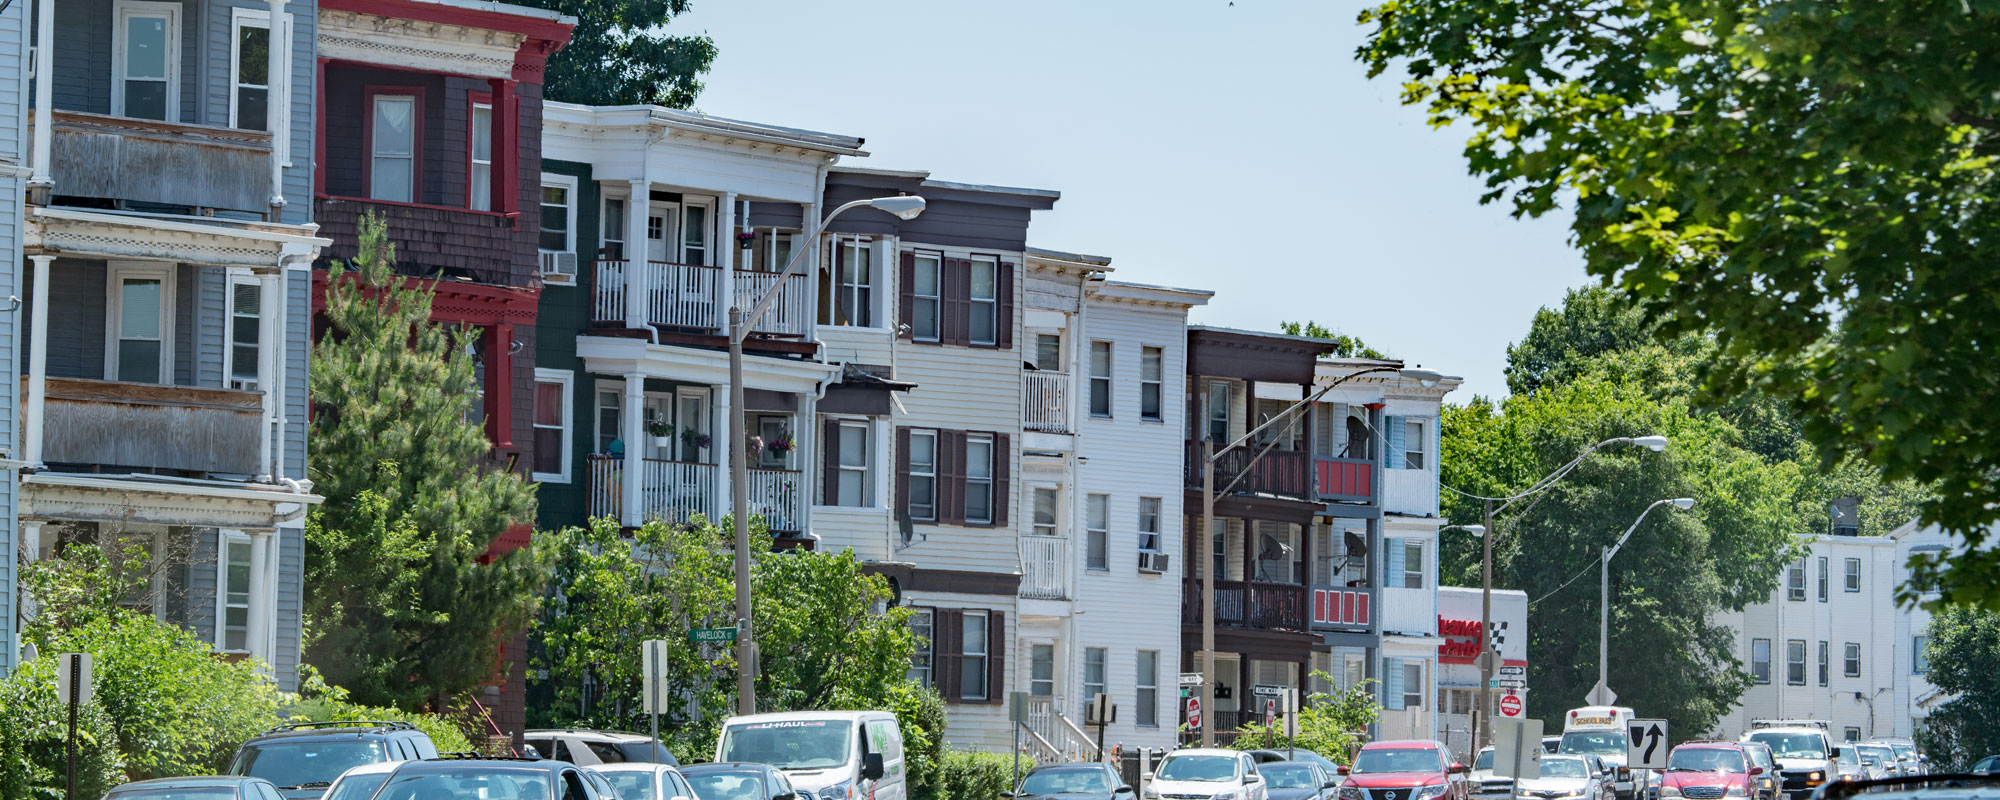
[1336,740,1470,800]
[1658,742,1769,800]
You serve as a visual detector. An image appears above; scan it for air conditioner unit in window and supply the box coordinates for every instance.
[229,378,260,392]
[539,251,578,285]
[1138,551,1170,574]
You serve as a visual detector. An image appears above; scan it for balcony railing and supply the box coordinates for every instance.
[588,455,718,525]
[34,377,265,475]
[44,110,275,216]
[1316,457,1374,503]
[1022,372,1071,434]
[592,260,810,338]
[1020,535,1070,600]
[743,467,804,533]
[1311,587,1372,628]
[1186,442,1312,501]
[1181,579,1308,632]
[734,270,810,337]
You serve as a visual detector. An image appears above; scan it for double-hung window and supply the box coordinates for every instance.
[1844,642,1861,678]
[595,388,622,453]
[1135,650,1159,727]
[599,196,628,259]
[912,254,941,341]
[1138,497,1162,553]
[108,264,172,384]
[1034,334,1062,370]
[540,175,576,253]
[1819,641,1829,685]
[1089,341,1113,418]
[1786,640,1807,685]
[1819,556,1828,602]
[1751,639,1772,683]
[837,421,870,507]
[908,431,938,520]
[1403,540,1424,589]
[1404,419,1427,469]
[1845,557,1862,592]
[836,238,873,327]
[1912,636,1929,675]
[1029,644,1054,697]
[1206,381,1230,442]
[961,611,989,701]
[965,435,995,524]
[229,10,269,130]
[1032,487,1059,537]
[532,369,573,483]
[218,533,253,653]
[1085,494,1109,571]
[1140,346,1163,421]
[1082,647,1107,719]
[1402,660,1425,709]
[115,1,179,121]
[225,276,261,390]
[680,204,711,265]
[1787,561,1806,600]
[969,257,998,345]
[369,92,418,202]
[908,610,934,688]
[470,104,494,210]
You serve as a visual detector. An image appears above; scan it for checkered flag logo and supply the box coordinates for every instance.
[1490,621,1509,650]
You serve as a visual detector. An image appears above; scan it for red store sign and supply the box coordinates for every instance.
[1438,617,1483,663]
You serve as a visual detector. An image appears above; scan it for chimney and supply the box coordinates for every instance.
[1829,497,1861,537]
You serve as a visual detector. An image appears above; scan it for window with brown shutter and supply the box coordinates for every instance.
[985,609,1006,705]
[936,608,964,702]
[896,426,913,517]
[939,258,966,346]
[821,418,842,506]
[898,251,917,340]
[995,262,1015,350]
[929,607,1007,706]
[992,433,1011,526]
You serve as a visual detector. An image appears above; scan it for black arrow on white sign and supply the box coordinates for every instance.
[1627,719,1670,770]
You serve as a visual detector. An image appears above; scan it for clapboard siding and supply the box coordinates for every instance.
[194,267,226,386]
[0,0,26,675]
[908,591,1020,752]
[186,528,219,643]
[274,524,302,690]
[28,259,107,380]
[283,273,308,477]
[49,0,200,121]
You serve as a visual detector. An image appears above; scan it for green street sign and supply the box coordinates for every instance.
[689,627,738,644]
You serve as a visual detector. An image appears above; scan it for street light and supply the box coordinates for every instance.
[1197,364,1441,746]
[1594,497,1695,703]
[728,194,926,714]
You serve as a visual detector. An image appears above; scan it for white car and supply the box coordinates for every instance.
[1514,756,1602,800]
[1469,747,1514,800]
[324,760,402,800]
[1147,749,1269,800]
[1853,744,1898,780]
[589,762,699,800]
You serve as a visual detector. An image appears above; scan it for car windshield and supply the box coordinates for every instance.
[1022,769,1116,795]
[1262,766,1318,789]
[1670,750,1746,773]
[234,741,387,788]
[1888,744,1915,760]
[327,774,393,800]
[1540,759,1588,779]
[371,769,555,800]
[602,772,660,800]
[688,771,768,800]
[1745,733,1826,761]
[1352,749,1445,775]
[1859,747,1893,762]
[1836,749,1859,767]
[1476,751,1494,770]
[720,720,854,771]
[1543,741,1561,754]
[1157,756,1238,782]
[1562,733,1626,757]
[107,790,240,800]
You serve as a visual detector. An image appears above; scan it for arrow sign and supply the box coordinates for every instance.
[1627,719,1669,770]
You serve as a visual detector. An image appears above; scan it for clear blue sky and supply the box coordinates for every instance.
[665,0,1590,399]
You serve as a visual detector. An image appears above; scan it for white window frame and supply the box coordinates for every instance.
[600,190,628,260]
[679,198,714,266]
[106,261,176,385]
[221,272,262,391]
[368,93,418,203]
[1136,649,1159,727]
[1139,345,1163,421]
[532,368,574,483]
[1402,659,1425,709]
[1819,556,1828,602]
[1089,340,1113,418]
[1785,639,1807,686]
[1845,557,1862,592]
[1206,380,1230,442]
[1403,539,1425,589]
[1138,497,1162,553]
[1819,640,1829,686]
[594,383,623,454]
[1844,641,1861,678]
[908,609,934,689]
[1404,418,1427,469]
[912,252,942,342]
[962,610,990,701]
[113,1,182,120]
[227,8,270,130]
[1085,493,1109,572]
[836,419,871,507]
[216,530,254,653]
[968,255,998,346]
[1787,561,1806,600]
[540,172,578,254]
[469,103,494,211]
[1912,635,1928,675]
[1750,638,1772,683]
[1031,485,1060,537]
[834,236,874,328]
[1082,647,1107,719]
[965,434,995,524]
[908,430,938,521]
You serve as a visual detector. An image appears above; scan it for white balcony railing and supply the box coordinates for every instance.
[734,270,810,338]
[592,260,628,323]
[1022,371,1072,434]
[1020,535,1070,600]
[744,467,805,533]
[588,455,622,521]
[594,260,810,339]
[648,262,723,330]
[642,459,718,524]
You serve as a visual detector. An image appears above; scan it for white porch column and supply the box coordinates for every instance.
[796,391,815,537]
[264,0,288,211]
[714,377,733,522]
[247,530,272,666]
[19,521,41,563]
[256,271,282,480]
[24,255,52,466]
[718,191,737,323]
[621,373,645,527]
[624,178,649,329]
[27,0,53,200]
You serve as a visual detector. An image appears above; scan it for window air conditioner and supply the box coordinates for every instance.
[540,251,578,285]
[1139,551,1170,574]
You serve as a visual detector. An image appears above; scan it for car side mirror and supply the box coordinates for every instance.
[863,753,886,782]
[1749,768,1764,776]
[1117,787,1136,795]
[1450,764,1470,775]
[1337,766,1350,776]
[1323,781,1342,790]
[1247,774,1264,784]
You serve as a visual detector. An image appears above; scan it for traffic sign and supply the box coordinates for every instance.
[1627,719,1669,770]
[1180,672,1205,687]
[1491,677,1527,689]
[56,653,93,708]
[1585,680,1618,707]
[1498,665,1527,678]
[1263,698,1278,721]
[641,640,670,714]
[1493,717,1544,780]
[1186,697,1203,730]
[689,627,737,644]
[1498,693,1525,718]
[1252,683,1287,698]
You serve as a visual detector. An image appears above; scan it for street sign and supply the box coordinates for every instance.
[689,627,737,644]
[56,653,93,708]
[1498,693,1525,718]
[1498,665,1527,678]
[1491,678,1527,689]
[1493,717,1544,780]
[1089,693,1117,726]
[1252,683,1287,698]
[1009,692,1029,724]
[1180,672,1205,687]
[1627,719,1669,770]
[1186,697,1203,730]
[1585,680,1618,707]
[641,639,670,714]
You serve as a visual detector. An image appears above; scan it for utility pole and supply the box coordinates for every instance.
[1477,497,1494,750]
[730,307,756,715]
[1200,436,1216,748]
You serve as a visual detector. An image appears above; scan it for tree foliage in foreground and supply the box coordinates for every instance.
[1358,0,2000,607]
[1915,607,2000,770]
[307,212,547,709]
[1229,674,1380,764]
[514,0,716,108]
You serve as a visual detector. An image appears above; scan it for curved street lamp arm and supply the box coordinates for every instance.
[1488,436,1652,517]
[732,197,879,345]
[1605,497,1683,562]
[1210,365,1402,462]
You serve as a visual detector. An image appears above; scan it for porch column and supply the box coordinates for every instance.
[247,529,272,667]
[624,178,649,329]
[799,202,817,332]
[796,391,814,538]
[491,323,515,449]
[27,0,52,200]
[718,191,737,323]
[621,373,645,527]
[486,78,516,215]
[265,0,288,212]
[19,521,40,563]
[257,271,281,480]
[714,377,733,523]
[24,255,52,466]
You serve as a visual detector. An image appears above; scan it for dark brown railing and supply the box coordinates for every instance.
[1181,579,1308,632]
[1185,441,1312,501]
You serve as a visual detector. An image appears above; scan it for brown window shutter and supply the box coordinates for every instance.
[938,608,963,703]
[948,258,974,346]
[992,432,1011,527]
[938,258,961,346]
[994,262,1015,350]
[895,426,912,518]
[949,430,969,525]
[986,609,1006,705]
[822,418,842,505]
[898,251,916,340]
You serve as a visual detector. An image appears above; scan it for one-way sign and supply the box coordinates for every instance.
[1627,719,1669,770]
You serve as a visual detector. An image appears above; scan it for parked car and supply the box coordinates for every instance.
[1335,740,1469,800]
[1514,755,1603,800]
[1972,756,2000,775]
[589,762,699,800]
[1832,747,1866,783]
[1657,741,1761,800]
[1469,747,1514,800]
[1739,743,1781,800]
[526,729,679,767]
[361,756,605,800]
[1583,755,1620,800]
[324,761,402,800]
[1148,749,1269,800]
[1252,750,1346,778]
[1257,761,1340,800]
[102,777,284,800]
[229,721,439,799]
[715,711,905,800]
[682,763,805,800]
[1007,763,1133,800]
[1740,721,1839,800]
[1866,740,1923,778]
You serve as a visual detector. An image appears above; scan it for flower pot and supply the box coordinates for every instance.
[651,436,675,448]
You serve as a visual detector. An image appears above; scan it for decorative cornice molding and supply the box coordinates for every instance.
[319,10,526,80]
[28,215,313,269]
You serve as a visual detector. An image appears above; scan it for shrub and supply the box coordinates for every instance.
[0,655,126,799]
[883,684,948,800]
[930,749,1031,800]
[284,667,476,753]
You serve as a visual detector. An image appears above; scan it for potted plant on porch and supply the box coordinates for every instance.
[648,420,676,448]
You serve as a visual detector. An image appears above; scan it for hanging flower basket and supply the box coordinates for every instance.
[766,437,797,455]
[736,231,758,246]
[682,430,711,450]
[648,421,676,447]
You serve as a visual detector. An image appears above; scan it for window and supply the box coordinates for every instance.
[1136,650,1159,727]
[1819,641,1829,686]
[108,264,172,384]
[470,104,493,210]
[1403,539,1424,589]
[1843,727,1862,744]
[1844,642,1861,678]
[908,610,934,688]
[1082,647,1107,719]
[1034,333,1061,371]
[1750,638,1771,683]
[969,257,998,345]
[1404,419,1426,469]
[225,277,261,389]
[369,92,418,202]
[680,203,710,265]
[602,196,627,259]
[1845,557,1862,592]
[1140,346,1163,421]
[541,175,576,253]
[532,369,573,483]
[1138,497,1162,553]
[1912,636,1929,675]
[1032,487,1059,537]
[1819,556,1828,602]
[1206,381,1230,442]
[962,611,989,701]
[836,238,873,327]
[912,254,941,341]
[1029,643,1054,697]
[114,2,179,120]
[1787,561,1806,601]
[1085,494,1109,571]
[229,10,269,130]
[1786,640,1807,685]
[1089,341,1113,417]
[761,230,794,273]
[1402,660,1425,709]
[908,431,938,521]
[218,533,252,652]
[757,415,791,470]
[837,421,870,507]
[595,388,621,453]
[965,435,994,524]
[1211,519,1227,581]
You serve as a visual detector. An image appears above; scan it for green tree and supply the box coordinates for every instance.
[514,0,716,107]
[307,212,547,709]
[1279,320,1388,359]
[1914,607,2000,770]
[1229,675,1379,763]
[1357,0,2000,607]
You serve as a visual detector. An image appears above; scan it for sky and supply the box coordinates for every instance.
[664,0,1591,400]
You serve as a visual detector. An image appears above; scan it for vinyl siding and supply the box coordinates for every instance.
[274,523,302,690]
[186,529,220,643]
[533,161,595,532]
[910,591,1020,752]
[0,0,23,676]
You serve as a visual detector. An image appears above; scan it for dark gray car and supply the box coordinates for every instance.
[103,776,284,800]
[1257,761,1339,800]
[1005,763,1133,800]
[228,721,438,799]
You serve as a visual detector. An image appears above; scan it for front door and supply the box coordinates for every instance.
[646,202,675,263]
[675,390,709,464]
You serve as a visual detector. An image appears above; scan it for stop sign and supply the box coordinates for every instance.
[1498,693,1524,718]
